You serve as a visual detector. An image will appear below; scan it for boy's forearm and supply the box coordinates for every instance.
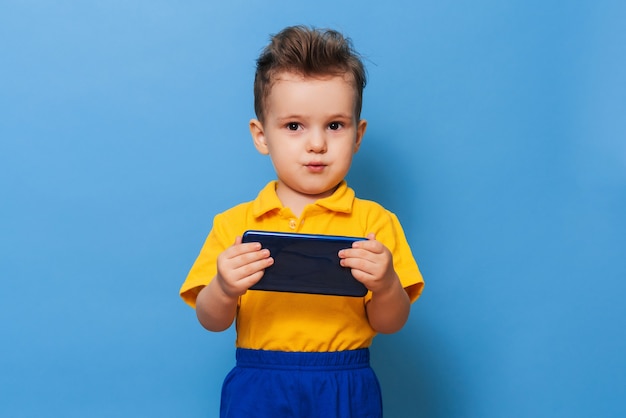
[366,274,411,334]
[195,278,239,332]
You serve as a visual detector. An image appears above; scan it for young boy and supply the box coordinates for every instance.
[180,26,424,418]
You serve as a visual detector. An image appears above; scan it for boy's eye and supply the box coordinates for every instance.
[286,122,300,131]
[328,122,342,130]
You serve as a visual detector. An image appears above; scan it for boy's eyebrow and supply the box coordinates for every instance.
[326,113,354,120]
[275,113,354,121]
[275,114,306,121]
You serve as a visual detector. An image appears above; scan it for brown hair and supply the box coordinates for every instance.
[253,25,367,122]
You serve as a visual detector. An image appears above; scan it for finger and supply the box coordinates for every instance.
[232,248,272,270]
[226,241,264,259]
[353,239,385,254]
[237,270,266,288]
[340,254,376,273]
[349,268,374,284]
[236,256,274,280]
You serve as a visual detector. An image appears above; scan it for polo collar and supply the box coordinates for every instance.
[252,181,355,218]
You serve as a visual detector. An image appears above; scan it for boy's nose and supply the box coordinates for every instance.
[306,130,327,153]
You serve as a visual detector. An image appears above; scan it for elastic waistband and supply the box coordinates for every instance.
[236,348,371,371]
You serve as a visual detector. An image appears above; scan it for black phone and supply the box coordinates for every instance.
[242,230,368,297]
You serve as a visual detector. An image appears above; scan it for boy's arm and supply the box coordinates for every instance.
[339,233,411,334]
[195,278,239,332]
[363,271,410,334]
[195,236,274,332]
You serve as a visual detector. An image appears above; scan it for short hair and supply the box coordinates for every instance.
[253,25,367,122]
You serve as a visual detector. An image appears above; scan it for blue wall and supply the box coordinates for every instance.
[1,1,624,417]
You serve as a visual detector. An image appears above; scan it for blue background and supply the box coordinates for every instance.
[1,1,624,417]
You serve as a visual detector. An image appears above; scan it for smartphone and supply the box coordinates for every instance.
[242,230,368,297]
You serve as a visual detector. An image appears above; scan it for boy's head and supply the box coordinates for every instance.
[253,26,366,123]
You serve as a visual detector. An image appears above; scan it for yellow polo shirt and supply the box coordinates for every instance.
[180,181,424,352]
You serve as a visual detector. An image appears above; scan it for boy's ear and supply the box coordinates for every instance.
[250,119,269,155]
[354,119,367,153]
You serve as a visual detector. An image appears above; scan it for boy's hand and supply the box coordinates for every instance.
[338,233,398,294]
[215,236,274,299]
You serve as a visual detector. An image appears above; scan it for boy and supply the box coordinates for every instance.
[180,26,424,418]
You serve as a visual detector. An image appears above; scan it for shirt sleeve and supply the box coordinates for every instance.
[390,212,425,302]
[179,213,232,308]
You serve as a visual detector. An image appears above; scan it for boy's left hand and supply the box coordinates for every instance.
[338,233,398,294]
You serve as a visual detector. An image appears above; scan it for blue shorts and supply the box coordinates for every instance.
[220,348,382,418]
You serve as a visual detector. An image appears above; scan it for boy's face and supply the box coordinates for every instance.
[250,71,367,207]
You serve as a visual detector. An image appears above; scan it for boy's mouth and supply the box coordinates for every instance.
[305,162,327,172]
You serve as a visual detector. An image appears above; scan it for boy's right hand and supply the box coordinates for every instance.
[215,236,274,299]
